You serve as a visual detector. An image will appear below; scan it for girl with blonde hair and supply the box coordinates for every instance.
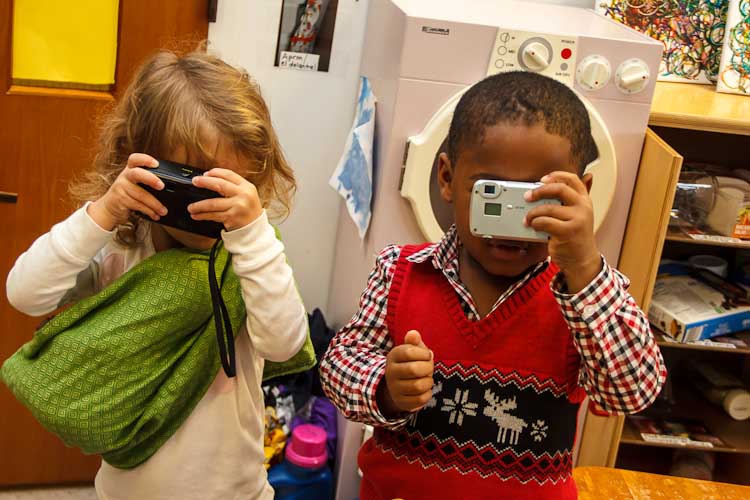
[5,48,308,499]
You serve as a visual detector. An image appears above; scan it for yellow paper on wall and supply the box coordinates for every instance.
[12,0,119,88]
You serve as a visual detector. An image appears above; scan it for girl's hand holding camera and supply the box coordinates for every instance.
[523,171,602,293]
[88,153,167,231]
[189,168,263,231]
[87,152,263,233]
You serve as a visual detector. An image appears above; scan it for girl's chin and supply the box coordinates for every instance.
[162,226,218,250]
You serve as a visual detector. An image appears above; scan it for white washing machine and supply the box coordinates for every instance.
[328,1,662,498]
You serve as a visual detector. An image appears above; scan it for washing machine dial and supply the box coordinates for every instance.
[615,59,651,94]
[520,42,551,72]
[576,55,611,91]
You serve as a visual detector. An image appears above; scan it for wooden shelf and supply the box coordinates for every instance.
[620,418,738,453]
[620,418,750,454]
[656,332,750,355]
[665,228,750,249]
[620,385,750,454]
[649,82,750,135]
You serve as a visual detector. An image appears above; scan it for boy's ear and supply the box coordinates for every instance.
[582,172,593,194]
[438,152,454,203]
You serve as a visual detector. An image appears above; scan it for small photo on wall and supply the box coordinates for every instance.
[275,0,339,72]
[597,0,729,84]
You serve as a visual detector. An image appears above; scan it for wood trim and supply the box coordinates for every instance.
[576,413,625,467]
[618,128,683,312]
[606,417,625,467]
[7,85,115,101]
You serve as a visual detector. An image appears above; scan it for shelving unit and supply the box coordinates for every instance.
[655,331,750,355]
[649,82,750,135]
[620,418,748,455]
[620,381,750,455]
[577,82,750,487]
[666,228,750,250]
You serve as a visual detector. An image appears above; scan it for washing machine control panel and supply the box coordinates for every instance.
[487,29,578,86]
[576,55,612,91]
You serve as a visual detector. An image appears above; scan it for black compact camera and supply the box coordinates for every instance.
[137,159,224,238]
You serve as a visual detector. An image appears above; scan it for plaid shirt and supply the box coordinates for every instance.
[320,226,666,427]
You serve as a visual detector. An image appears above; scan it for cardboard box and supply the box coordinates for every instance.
[649,275,750,342]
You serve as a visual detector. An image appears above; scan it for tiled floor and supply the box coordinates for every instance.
[0,487,96,500]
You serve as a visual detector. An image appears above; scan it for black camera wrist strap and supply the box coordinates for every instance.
[209,239,236,378]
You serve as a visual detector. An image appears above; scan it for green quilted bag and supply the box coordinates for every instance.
[0,242,315,469]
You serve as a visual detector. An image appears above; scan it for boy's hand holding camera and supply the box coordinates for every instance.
[378,330,435,417]
[524,171,603,294]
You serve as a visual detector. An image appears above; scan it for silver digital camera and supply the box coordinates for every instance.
[470,179,561,242]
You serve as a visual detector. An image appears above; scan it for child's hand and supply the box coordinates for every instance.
[189,168,263,231]
[378,330,434,417]
[88,153,167,231]
[523,171,602,293]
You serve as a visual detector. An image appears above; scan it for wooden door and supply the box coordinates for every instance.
[576,128,683,467]
[0,0,208,486]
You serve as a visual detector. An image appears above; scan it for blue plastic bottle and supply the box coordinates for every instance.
[268,424,333,500]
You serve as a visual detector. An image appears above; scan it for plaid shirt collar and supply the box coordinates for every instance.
[406,225,461,273]
[407,225,550,312]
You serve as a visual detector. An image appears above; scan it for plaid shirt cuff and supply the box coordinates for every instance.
[550,257,626,333]
[362,357,410,430]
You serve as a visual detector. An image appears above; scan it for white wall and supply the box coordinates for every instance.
[208,0,370,313]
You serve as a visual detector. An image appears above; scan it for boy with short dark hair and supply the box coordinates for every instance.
[320,71,665,500]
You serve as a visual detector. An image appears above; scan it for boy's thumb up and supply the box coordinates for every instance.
[404,330,432,359]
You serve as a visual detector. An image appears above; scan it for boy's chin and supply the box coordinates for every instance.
[474,239,548,277]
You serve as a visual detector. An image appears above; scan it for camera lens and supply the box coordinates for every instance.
[484,184,496,195]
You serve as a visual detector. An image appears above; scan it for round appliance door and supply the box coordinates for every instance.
[400,87,616,242]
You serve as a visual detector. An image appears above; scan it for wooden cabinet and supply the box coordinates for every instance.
[577,82,750,486]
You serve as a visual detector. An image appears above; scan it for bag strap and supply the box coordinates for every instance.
[209,240,236,378]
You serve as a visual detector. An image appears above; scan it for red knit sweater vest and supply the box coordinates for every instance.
[358,245,584,500]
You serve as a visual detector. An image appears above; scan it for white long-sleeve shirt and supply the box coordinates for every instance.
[6,205,308,500]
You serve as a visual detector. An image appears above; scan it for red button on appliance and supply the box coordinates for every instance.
[561,48,572,60]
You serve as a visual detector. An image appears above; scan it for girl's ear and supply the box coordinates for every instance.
[438,153,454,203]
